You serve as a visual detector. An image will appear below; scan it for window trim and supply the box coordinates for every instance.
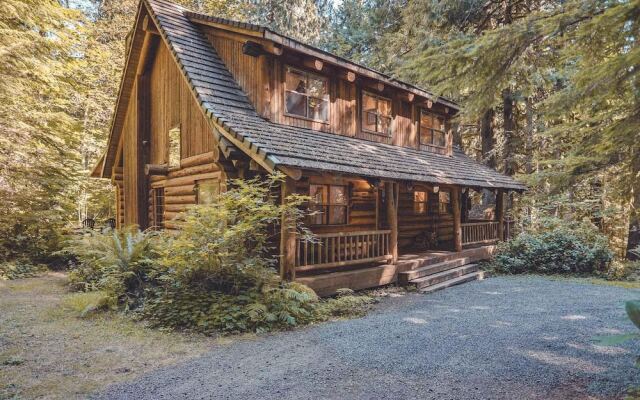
[283,65,330,124]
[413,190,428,215]
[308,184,349,226]
[438,188,452,215]
[419,109,448,149]
[361,91,393,137]
[151,187,165,230]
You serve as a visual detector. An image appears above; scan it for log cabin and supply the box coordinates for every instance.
[92,0,526,296]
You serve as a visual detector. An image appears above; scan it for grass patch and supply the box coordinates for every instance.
[0,273,217,399]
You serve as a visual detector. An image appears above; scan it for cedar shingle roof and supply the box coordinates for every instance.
[121,0,526,191]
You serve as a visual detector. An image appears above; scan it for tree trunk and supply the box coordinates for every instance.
[502,88,516,176]
[480,108,496,168]
[627,154,640,260]
[480,108,497,206]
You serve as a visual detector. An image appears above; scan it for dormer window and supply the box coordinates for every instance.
[285,66,329,122]
[362,91,392,136]
[420,110,447,147]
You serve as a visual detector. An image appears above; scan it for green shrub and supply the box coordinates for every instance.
[61,291,117,318]
[0,261,47,280]
[318,289,376,318]
[63,228,161,310]
[490,219,612,275]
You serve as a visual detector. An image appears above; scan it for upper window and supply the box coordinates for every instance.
[284,67,329,122]
[362,92,392,136]
[308,184,348,225]
[414,191,428,215]
[420,111,447,147]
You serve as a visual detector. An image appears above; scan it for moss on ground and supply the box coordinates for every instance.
[0,273,219,399]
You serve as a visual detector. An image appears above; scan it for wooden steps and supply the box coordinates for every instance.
[295,245,495,297]
[407,264,480,290]
[419,270,485,293]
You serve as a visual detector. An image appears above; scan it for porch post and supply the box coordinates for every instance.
[280,176,297,280]
[385,181,399,263]
[452,186,463,252]
[496,189,505,241]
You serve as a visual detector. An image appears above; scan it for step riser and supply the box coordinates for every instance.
[397,253,485,273]
[399,257,474,284]
[413,265,479,289]
[420,271,485,293]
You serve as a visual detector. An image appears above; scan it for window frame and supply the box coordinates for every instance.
[419,109,448,148]
[307,184,349,226]
[168,125,181,168]
[438,189,452,215]
[283,66,330,124]
[151,187,165,230]
[361,91,393,137]
[413,190,428,215]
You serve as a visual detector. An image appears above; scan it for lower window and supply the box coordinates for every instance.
[152,187,165,229]
[438,189,451,214]
[196,179,220,205]
[308,184,348,225]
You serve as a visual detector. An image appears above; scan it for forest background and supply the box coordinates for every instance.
[1,0,638,264]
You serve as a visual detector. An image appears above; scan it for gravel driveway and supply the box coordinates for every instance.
[95,276,640,399]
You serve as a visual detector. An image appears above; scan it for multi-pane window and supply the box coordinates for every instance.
[308,184,348,225]
[362,92,392,136]
[284,67,329,122]
[438,189,451,214]
[196,179,220,205]
[414,191,428,215]
[152,187,165,230]
[420,111,447,147]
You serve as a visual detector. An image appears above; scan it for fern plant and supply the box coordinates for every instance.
[64,228,160,309]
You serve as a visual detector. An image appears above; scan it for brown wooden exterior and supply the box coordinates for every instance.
[97,0,520,295]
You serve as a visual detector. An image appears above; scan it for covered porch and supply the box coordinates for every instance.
[279,173,518,293]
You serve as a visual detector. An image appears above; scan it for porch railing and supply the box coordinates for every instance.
[461,221,500,245]
[296,230,392,271]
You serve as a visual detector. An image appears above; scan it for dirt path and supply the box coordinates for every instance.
[95,276,640,400]
[0,273,218,399]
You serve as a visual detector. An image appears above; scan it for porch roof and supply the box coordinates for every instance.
[110,0,525,191]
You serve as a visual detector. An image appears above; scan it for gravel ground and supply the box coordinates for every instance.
[95,276,640,400]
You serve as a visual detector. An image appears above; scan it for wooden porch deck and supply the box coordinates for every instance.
[296,245,496,297]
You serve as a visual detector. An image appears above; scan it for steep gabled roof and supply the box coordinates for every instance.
[100,0,525,191]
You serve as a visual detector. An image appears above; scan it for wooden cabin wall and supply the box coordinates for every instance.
[200,27,456,154]
[397,185,454,249]
[119,38,225,229]
[292,176,377,235]
[122,80,139,226]
[149,44,215,164]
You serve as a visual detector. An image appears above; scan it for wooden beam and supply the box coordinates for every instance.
[338,70,356,82]
[278,165,302,180]
[280,176,297,280]
[136,74,150,230]
[145,164,169,176]
[142,15,159,35]
[385,181,399,264]
[303,58,323,71]
[496,189,505,241]
[452,186,462,252]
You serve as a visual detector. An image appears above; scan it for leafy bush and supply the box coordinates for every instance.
[61,291,117,318]
[490,218,613,275]
[0,261,47,280]
[64,228,161,309]
[318,288,376,318]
